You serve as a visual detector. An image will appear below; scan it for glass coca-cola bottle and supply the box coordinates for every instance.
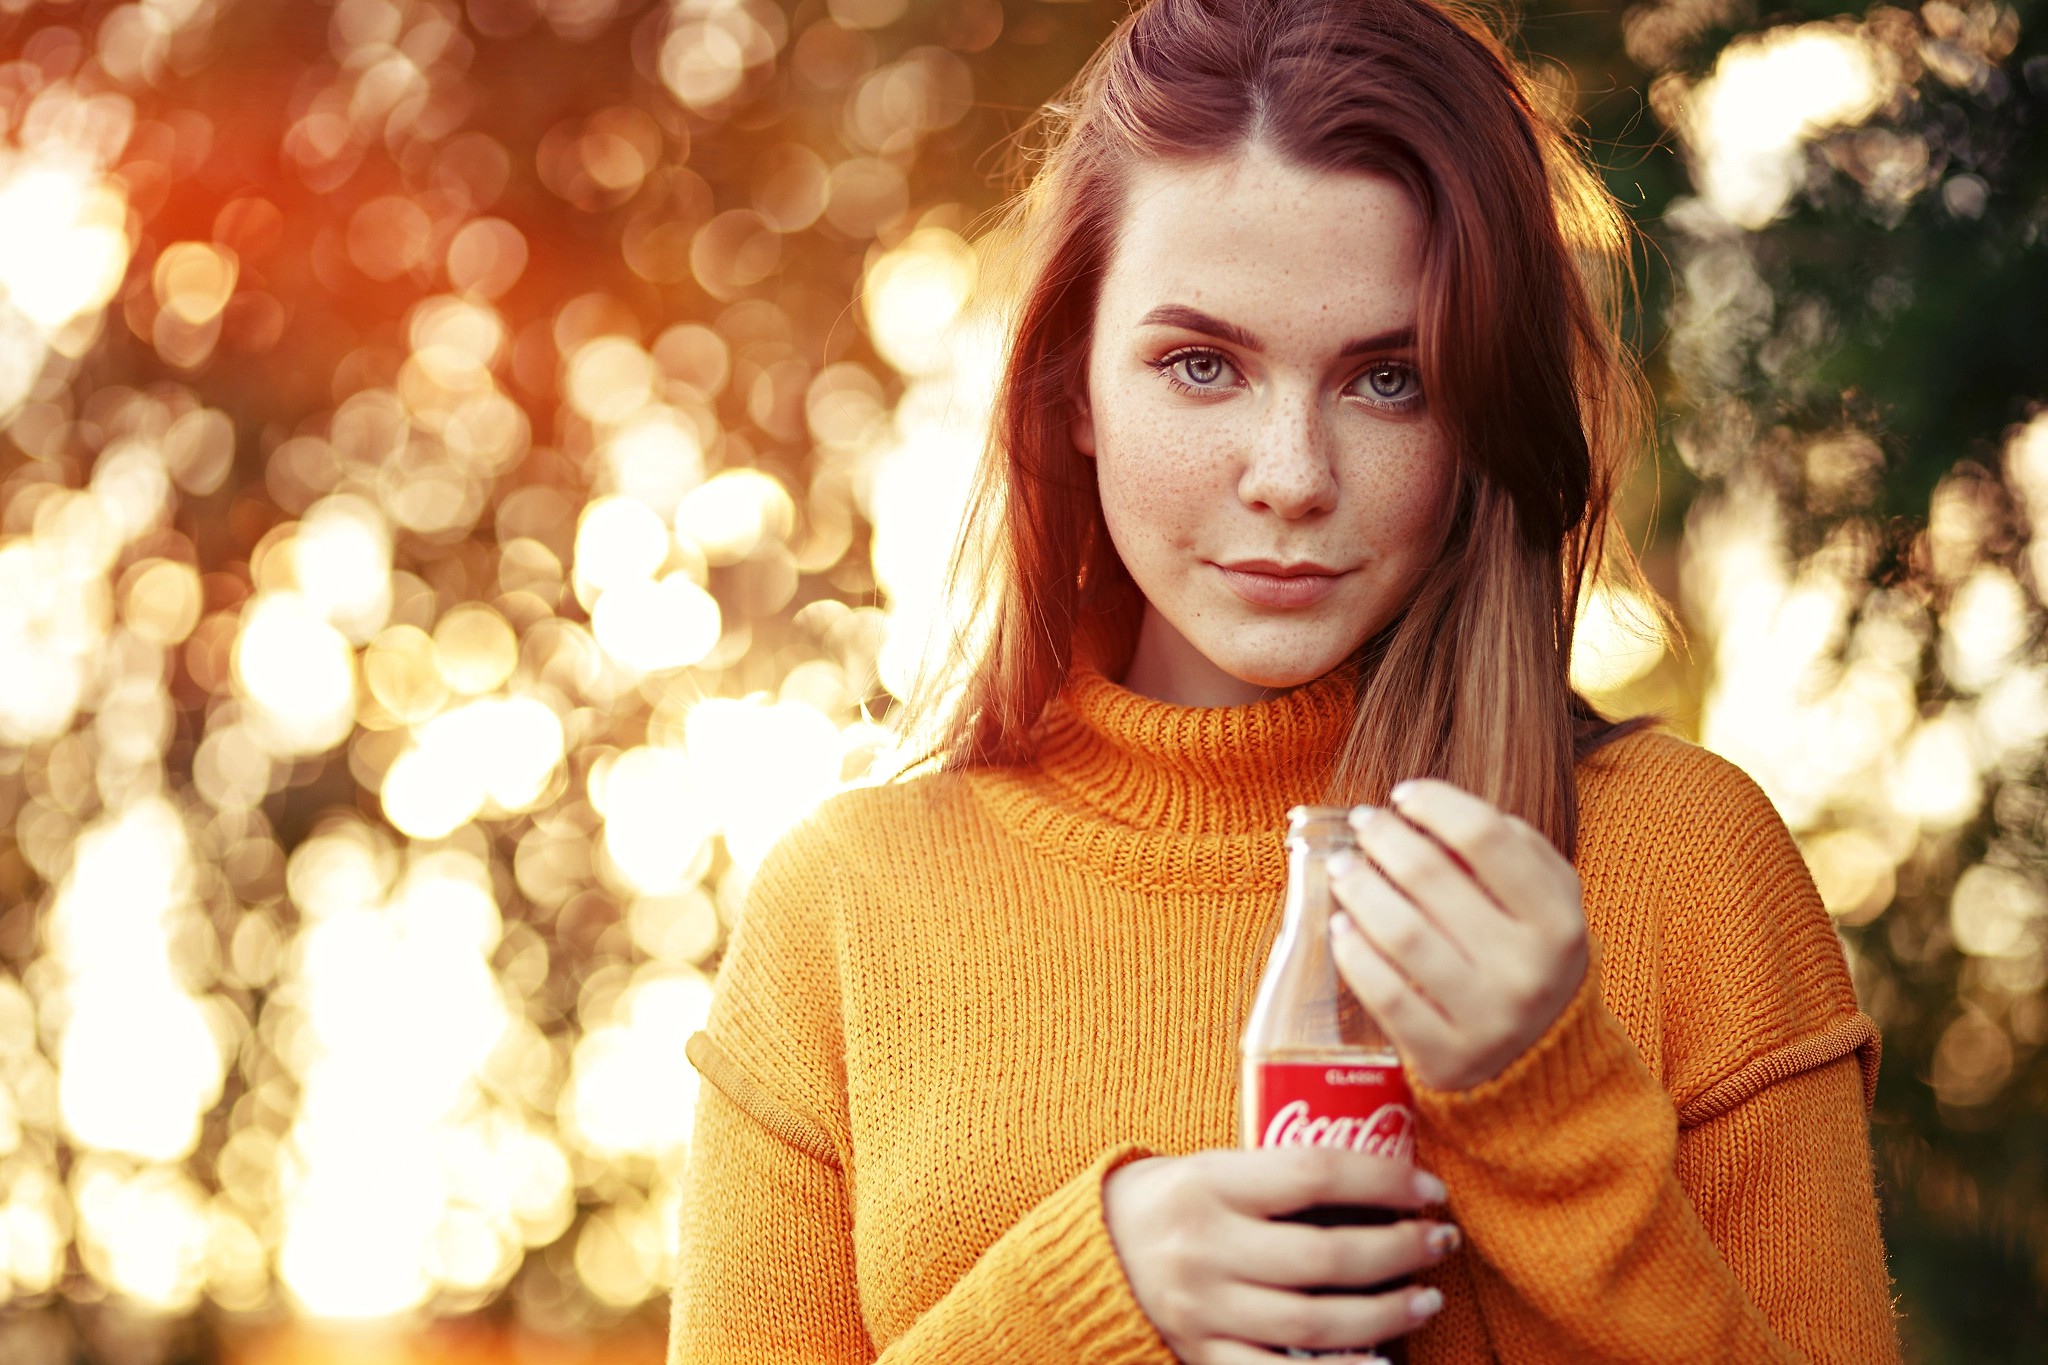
[1241,805,1419,1363]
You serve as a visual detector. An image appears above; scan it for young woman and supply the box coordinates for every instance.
[667,1,1902,1361]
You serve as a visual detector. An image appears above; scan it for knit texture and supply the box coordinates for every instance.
[667,654,1903,1364]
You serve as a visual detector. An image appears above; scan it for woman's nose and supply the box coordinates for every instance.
[1236,388,1339,518]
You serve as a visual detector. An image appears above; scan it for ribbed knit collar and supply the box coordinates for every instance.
[1038,656,1356,835]
[965,649,1357,891]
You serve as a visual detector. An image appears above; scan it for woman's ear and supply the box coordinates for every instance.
[1070,394,1096,457]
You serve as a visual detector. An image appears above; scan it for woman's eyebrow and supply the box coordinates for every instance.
[1338,325,1416,356]
[1136,304,1262,350]
[1135,303,1415,357]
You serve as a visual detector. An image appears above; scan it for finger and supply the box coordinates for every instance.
[1330,907,1457,1041]
[1385,779,1571,916]
[1345,810,1493,959]
[1214,1281,1441,1355]
[1232,1215,1458,1291]
[1330,852,1481,1015]
[1208,1146,1445,1220]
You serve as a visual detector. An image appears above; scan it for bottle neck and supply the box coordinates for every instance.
[1283,838,1345,929]
[1242,807,1388,1056]
[1284,804,1356,930]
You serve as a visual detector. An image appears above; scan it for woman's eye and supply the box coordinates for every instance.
[1153,348,1239,391]
[1354,362,1423,408]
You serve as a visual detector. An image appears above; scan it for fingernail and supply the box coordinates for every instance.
[1348,804,1383,828]
[1408,1287,1444,1320]
[1328,851,1357,878]
[1425,1223,1461,1256]
[1412,1170,1447,1203]
[1390,780,1419,804]
[1330,910,1356,938]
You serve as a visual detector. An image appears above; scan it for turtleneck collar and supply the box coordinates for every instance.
[963,635,1358,891]
[1036,653,1356,836]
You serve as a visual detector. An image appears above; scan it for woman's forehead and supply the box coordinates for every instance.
[1100,148,1426,352]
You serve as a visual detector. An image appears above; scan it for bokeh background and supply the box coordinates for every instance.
[0,0,2041,1361]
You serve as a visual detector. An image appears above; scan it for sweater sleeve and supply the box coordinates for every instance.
[1403,741,1903,1363]
[669,1036,1175,1364]
[667,802,1177,1364]
[1409,954,1899,1363]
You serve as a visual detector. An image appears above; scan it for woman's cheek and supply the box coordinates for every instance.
[1372,431,1455,546]
[1097,410,1212,528]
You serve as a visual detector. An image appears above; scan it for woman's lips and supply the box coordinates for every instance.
[1214,564,1345,609]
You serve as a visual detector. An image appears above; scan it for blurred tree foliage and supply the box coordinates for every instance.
[1580,3,2048,1361]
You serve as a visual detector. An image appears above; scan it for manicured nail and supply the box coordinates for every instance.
[1348,804,1383,828]
[1425,1223,1461,1256]
[1330,911,1356,938]
[1408,1287,1444,1320]
[1328,851,1357,878]
[1390,780,1420,804]
[1412,1170,1447,1203]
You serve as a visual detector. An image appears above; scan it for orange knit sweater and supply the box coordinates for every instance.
[667,654,1903,1363]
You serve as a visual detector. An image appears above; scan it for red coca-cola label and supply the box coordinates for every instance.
[1248,1062,1416,1161]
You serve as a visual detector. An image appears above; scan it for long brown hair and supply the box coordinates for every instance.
[891,0,1657,857]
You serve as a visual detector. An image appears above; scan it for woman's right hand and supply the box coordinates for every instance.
[1102,1147,1456,1364]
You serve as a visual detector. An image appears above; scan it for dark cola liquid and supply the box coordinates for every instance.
[1273,1205,1412,1364]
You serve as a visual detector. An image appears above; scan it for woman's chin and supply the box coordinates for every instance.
[1197,639,1360,694]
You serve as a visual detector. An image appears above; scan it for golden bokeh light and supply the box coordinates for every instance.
[290,496,395,643]
[563,969,713,1161]
[595,745,716,896]
[566,336,658,426]
[1569,581,1667,697]
[1950,863,2047,959]
[659,0,788,113]
[591,573,723,674]
[48,800,226,1165]
[1801,827,1899,926]
[605,409,706,516]
[364,624,448,725]
[153,241,239,326]
[572,495,672,603]
[861,227,976,378]
[431,605,518,696]
[119,557,203,646]
[1887,711,1982,832]
[380,696,566,840]
[1677,23,1895,228]
[445,217,530,300]
[71,1160,214,1313]
[0,158,132,334]
[672,466,792,564]
[231,593,359,756]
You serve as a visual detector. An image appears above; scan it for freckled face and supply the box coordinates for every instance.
[1074,147,1456,707]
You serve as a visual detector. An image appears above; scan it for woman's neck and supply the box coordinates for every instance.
[1118,609,1282,707]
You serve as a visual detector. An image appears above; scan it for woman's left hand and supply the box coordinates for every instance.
[1327,779,1589,1093]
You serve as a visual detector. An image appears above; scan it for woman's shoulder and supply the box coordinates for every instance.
[760,767,986,884]
[1572,724,1872,1119]
[722,769,983,978]
[1574,724,1797,869]
[1572,721,1813,915]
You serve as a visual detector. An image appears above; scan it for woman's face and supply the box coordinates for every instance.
[1075,145,1455,707]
